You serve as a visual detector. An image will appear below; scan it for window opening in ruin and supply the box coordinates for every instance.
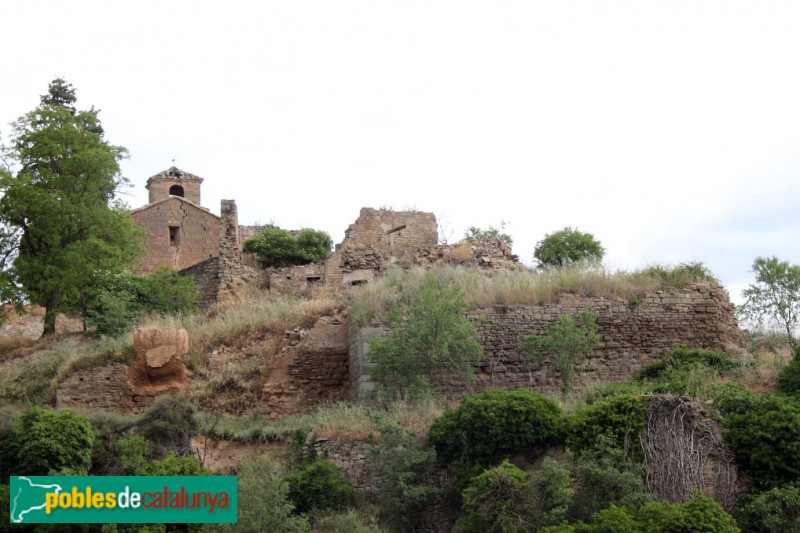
[169,185,185,197]
[306,276,322,286]
[387,224,407,234]
[348,279,368,286]
[169,226,180,246]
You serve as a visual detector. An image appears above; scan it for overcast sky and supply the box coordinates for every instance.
[2,1,799,304]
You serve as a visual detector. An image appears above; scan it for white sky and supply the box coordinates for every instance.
[2,1,799,305]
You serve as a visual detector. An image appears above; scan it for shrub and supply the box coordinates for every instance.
[738,483,800,533]
[566,394,647,457]
[3,407,94,477]
[135,453,210,476]
[285,459,357,515]
[243,227,332,269]
[368,276,483,400]
[519,311,600,397]
[778,345,800,396]
[463,223,513,246]
[116,435,151,475]
[709,382,760,417]
[642,261,719,287]
[206,455,311,533]
[564,496,740,533]
[135,395,198,454]
[86,267,198,337]
[722,393,800,489]
[634,347,741,396]
[570,438,650,521]
[428,388,562,469]
[531,458,575,527]
[87,410,136,475]
[459,459,535,533]
[364,422,440,531]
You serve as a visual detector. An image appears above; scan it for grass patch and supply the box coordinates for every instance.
[203,400,445,445]
[349,263,721,326]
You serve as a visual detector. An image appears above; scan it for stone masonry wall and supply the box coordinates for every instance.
[56,363,161,414]
[131,198,220,274]
[353,281,741,399]
[268,263,327,296]
[179,257,221,308]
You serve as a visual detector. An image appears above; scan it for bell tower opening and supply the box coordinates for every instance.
[169,185,185,197]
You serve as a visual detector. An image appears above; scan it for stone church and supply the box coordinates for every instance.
[130,166,255,305]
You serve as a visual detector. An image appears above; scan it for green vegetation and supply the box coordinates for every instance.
[1,407,94,477]
[428,389,562,469]
[459,459,536,533]
[566,394,647,457]
[243,227,333,268]
[86,267,198,337]
[739,256,800,346]
[0,78,142,334]
[364,422,440,531]
[135,395,199,454]
[633,347,744,397]
[349,264,715,327]
[285,458,358,515]
[463,222,513,246]
[520,311,600,396]
[368,276,483,400]
[533,227,605,268]
[738,483,800,533]
[778,346,800,395]
[721,393,800,490]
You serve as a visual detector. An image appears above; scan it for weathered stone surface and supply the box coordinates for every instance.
[353,281,742,399]
[262,313,350,420]
[56,363,163,414]
[131,327,189,390]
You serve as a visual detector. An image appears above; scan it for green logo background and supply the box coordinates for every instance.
[10,476,237,524]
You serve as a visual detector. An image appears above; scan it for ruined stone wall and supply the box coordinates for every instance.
[328,208,438,287]
[56,363,160,414]
[262,314,351,420]
[179,257,221,308]
[267,264,327,296]
[353,282,741,399]
[131,198,220,274]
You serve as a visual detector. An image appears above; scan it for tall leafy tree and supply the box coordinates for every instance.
[0,78,141,333]
[740,256,800,347]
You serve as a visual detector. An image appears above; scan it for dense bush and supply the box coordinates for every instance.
[778,345,800,396]
[710,382,761,417]
[285,458,357,515]
[135,453,210,476]
[428,389,562,469]
[86,267,198,337]
[559,496,739,533]
[634,347,741,396]
[364,422,440,531]
[569,439,650,521]
[566,393,647,456]
[206,455,310,533]
[135,395,198,454]
[738,483,800,533]
[2,407,94,476]
[87,410,136,474]
[243,227,332,269]
[722,393,800,489]
[459,459,535,533]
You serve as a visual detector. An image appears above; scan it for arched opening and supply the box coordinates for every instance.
[169,185,184,197]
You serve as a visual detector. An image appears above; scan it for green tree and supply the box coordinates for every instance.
[778,345,800,396]
[0,78,142,333]
[533,227,605,268]
[738,483,800,533]
[520,311,600,396]
[368,277,484,400]
[364,422,441,531]
[3,407,94,476]
[243,227,332,269]
[459,459,536,533]
[740,256,800,347]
